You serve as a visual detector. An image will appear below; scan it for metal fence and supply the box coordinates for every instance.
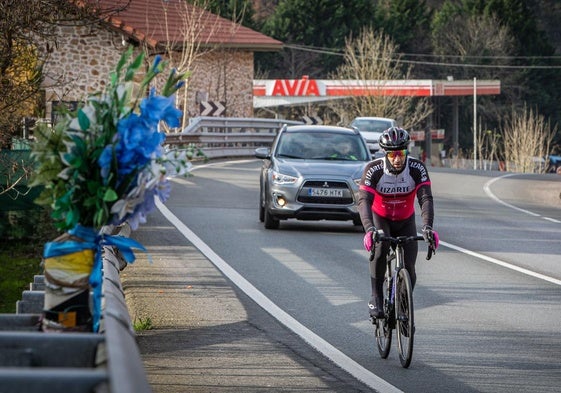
[165,116,303,158]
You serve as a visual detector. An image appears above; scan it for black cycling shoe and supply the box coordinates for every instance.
[368,296,384,319]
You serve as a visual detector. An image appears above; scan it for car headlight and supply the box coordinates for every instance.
[272,170,298,185]
[353,178,362,186]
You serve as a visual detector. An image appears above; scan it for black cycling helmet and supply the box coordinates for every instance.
[379,127,410,151]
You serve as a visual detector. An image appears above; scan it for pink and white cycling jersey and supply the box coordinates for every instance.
[359,156,431,221]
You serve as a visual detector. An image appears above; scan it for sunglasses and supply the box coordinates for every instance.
[386,149,408,159]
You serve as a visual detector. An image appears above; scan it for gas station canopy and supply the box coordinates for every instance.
[253,77,500,108]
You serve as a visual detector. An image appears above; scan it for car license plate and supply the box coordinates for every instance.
[308,188,343,197]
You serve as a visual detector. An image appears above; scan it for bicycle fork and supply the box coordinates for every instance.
[385,253,399,328]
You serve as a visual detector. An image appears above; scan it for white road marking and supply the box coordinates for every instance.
[483,174,560,223]
[436,238,561,286]
[157,161,560,392]
[156,198,404,393]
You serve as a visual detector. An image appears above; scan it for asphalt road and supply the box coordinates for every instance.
[154,158,561,393]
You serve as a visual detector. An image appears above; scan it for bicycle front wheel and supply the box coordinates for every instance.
[395,268,414,368]
[375,276,392,358]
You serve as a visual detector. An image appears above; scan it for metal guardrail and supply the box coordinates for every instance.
[0,224,151,393]
[0,117,301,392]
[165,116,303,158]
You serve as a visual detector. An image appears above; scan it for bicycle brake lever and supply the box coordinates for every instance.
[426,245,434,260]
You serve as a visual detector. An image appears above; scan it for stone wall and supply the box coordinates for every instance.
[41,24,126,121]
[182,50,254,118]
[41,23,254,124]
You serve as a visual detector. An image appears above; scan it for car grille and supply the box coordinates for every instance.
[297,181,354,205]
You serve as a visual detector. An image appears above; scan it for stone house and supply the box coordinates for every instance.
[41,0,282,125]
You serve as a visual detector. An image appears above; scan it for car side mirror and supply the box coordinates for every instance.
[255,147,271,159]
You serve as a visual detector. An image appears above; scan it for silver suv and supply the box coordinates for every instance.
[255,125,371,229]
[350,116,397,155]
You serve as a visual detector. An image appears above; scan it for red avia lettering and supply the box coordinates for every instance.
[271,78,320,96]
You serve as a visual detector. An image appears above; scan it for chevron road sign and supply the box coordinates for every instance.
[301,115,323,125]
[200,101,226,116]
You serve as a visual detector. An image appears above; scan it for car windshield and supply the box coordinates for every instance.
[276,132,369,161]
[352,119,392,133]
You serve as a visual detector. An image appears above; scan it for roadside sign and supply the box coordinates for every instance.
[200,101,226,116]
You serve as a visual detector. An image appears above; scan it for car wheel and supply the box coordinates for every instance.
[264,201,280,229]
[259,191,265,222]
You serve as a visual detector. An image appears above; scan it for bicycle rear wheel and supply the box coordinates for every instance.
[375,275,392,358]
[395,268,414,368]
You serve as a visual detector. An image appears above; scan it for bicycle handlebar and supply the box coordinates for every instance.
[378,235,425,244]
[369,234,435,261]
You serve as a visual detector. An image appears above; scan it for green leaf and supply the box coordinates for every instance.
[77,109,91,130]
[125,52,145,81]
[116,46,133,73]
[93,209,107,229]
[103,188,118,202]
[125,68,136,81]
[130,52,144,70]
[65,209,77,228]
[83,196,96,208]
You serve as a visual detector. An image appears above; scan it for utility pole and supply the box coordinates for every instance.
[473,77,477,170]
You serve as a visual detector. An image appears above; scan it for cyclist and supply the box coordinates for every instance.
[357,127,438,319]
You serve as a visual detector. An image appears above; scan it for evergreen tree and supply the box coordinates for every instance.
[205,0,258,29]
[375,0,433,58]
[257,0,377,78]
[462,0,560,137]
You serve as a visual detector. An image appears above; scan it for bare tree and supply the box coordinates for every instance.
[0,0,104,200]
[502,104,556,173]
[476,126,502,171]
[147,0,250,128]
[0,1,115,143]
[0,152,34,198]
[432,13,514,78]
[432,12,516,122]
[331,27,433,129]
[154,0,213,128]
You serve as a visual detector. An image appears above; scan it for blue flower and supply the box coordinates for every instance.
[33,47,189,232]
[98,145,114,180]
[155,177,172,203]
[116,115,163,172]
[152,55,162,73]
[140,88,182,128]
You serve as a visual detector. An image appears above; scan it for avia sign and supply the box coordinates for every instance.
[269,77,325,96]
[254,78,500,98]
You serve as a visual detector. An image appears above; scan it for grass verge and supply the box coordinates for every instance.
[0,242,43,313]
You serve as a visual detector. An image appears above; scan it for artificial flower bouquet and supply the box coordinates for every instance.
[31,47,190,332]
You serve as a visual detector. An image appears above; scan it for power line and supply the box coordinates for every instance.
[398,58,561,69]
[283,44,561,69]
[400,52,561,60]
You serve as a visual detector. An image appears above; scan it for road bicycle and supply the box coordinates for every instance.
[370,233,434,368]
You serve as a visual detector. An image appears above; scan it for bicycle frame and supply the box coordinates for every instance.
[371,234,426,368]
[382,235,422,306]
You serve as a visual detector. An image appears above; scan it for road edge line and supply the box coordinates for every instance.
[156,198,403,393]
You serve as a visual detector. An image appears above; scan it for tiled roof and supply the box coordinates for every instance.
[88,0,282,51]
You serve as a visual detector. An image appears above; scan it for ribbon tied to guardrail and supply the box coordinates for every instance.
[43,224,146,332]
